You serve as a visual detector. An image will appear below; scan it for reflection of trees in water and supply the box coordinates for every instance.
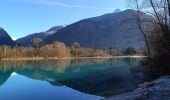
[0,59,108,75]
[0,58,152,96]
[0,60,71,74]
[0,58,143,75]
[0,60,72,86]
[70,59,108,66]
[107,58,142,66]
[129,64,151,81]
[108,58,150,82]
[0,59,108,86]
[0,58,148,88]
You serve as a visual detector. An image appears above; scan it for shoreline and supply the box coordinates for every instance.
[105,76,170,100]
[0,56,147,61]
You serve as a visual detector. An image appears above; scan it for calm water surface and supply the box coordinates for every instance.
[0,58,150,100]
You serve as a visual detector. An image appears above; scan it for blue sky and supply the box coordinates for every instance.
[0,0,126,39]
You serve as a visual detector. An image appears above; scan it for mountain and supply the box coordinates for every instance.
[0,27,16,46]
[43,9,150,49]
[16,26,63,46]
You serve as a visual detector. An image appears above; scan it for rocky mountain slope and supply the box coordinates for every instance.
[0,27,16,46]
[17,9,151,49]
[16,26,63,46]
[44,9,150,49]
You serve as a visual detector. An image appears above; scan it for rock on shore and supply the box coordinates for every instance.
[106,76,170,100]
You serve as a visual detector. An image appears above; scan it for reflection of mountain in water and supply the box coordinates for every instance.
[0,70,12,86]
[0,58,150,96]
[0,73,102,100]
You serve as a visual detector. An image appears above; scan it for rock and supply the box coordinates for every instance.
[106,76,170,100]
[138,82,151,87]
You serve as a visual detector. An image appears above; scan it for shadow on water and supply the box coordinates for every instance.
[0,58,152,96]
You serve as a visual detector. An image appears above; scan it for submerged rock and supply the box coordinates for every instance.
[106,76,170,100]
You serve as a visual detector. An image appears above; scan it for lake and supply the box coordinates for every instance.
[0,58,150,100]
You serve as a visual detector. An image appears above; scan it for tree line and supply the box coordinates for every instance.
[0,38,123,59]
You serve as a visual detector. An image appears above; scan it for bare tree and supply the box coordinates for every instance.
[71,42,80,58]
[127,0,170,75]
[33,37,43,57]
[33,37,43,48]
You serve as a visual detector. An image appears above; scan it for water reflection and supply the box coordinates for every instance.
[0,58,150,96]
[0,72,102,100]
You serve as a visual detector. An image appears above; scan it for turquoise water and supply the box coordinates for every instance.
[0,58,149,100]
